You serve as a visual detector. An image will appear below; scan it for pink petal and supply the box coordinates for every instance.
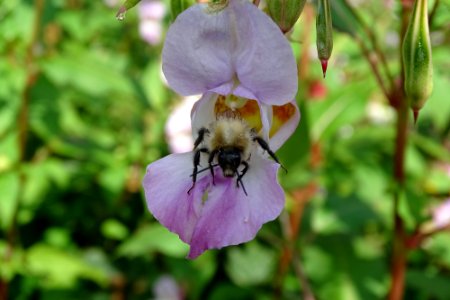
[433,199,450,228]
[188,154,284,258]
[162,0,298,105]
[190,92,218,140]
[143,151,284,259]
[143,153,207,244]
[231,0,298,105]
[139,0,166,20]
[162,4,235,96]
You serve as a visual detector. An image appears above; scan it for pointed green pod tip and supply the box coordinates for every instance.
[402,0,433,114]
[266,0,307,33]
[116,0,142,20]
[316,0,333,78]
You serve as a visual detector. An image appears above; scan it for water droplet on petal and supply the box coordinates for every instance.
[243,218,249,223]
[116,6,127,21]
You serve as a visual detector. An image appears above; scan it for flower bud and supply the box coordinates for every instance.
[402,0,433,122]
[266,0,307,34]
[316,0,333,78]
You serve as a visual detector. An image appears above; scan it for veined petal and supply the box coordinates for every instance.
[231,0,298,105]
[187,154,284,258]
[143,152,207,244]
[143,151,285,259]
[162,4,234,96]
[163,0,298,103]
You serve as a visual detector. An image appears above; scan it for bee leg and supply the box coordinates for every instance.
[208,149,219,185]
[193,127,209,149]
[253,136,287,173]
[236,161,249,196]
[188,148,208,194]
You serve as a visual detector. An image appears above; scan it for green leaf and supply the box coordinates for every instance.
[407,269,450,299]
[309,81,373,141]
[117,223,189,257]
[141,60,168,110]
[40,46,133,97]
[101,219,129,240]
[225,241,276,286]
[27,244,108,288]
[329,0,361,36]
[0,171,20,230]
[0,241,25,280]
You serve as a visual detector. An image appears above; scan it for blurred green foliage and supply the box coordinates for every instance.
[0,0,449,299]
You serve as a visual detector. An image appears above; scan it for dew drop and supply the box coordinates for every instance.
[116,6,127,21]
[243,218,249,223]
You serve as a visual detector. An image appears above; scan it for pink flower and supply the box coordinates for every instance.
[433,199,450,229]
[165,96,197,153]
[143,0,299,258]
[138,0,166,45]
[144,95,299,258]
[153,275,184,300]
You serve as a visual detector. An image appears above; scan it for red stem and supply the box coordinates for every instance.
[387,1,413,299]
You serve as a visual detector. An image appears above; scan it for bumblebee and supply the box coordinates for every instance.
[188,115,284,195]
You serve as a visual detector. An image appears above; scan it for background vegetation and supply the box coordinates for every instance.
[0,0,449,299]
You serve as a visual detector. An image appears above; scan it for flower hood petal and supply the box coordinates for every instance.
[162,3,235,96]
[230,0,298,105]
[162,0,298,105]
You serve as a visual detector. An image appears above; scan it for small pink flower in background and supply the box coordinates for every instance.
[138,0,166,45]
[153,275,184,300]
[165,96,197,153]
[103,0,119,8]
[366,98,395,124]
[433,199,450,229]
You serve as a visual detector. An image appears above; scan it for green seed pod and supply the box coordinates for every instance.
[316,0,333,78]
[266,0,307,33]
[402,0,433,118]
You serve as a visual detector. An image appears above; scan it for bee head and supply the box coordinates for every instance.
[218,147,241,177]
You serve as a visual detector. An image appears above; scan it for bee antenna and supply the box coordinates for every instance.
[236,173,248,196]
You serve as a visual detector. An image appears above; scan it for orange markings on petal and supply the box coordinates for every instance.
[270,102,296,137]
[214,95,262,132]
